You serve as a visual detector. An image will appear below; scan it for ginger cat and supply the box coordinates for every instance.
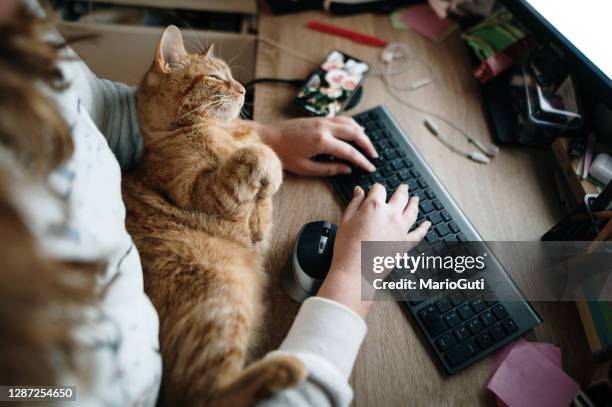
[122,26,306,406]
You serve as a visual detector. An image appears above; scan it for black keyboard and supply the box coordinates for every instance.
[330,106,542,374]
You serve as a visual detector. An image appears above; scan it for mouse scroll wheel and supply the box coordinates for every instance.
[321,227,330,237]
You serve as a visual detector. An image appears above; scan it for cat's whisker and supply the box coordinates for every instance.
[231,66,249,75]
[183,39,202,54]
[180,20,208,55]
[176,98,223,120]
[226,41,251,67]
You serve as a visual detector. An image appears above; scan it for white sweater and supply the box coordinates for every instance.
[7,5,368,406]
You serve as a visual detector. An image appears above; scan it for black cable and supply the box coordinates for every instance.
[244,78,304,89]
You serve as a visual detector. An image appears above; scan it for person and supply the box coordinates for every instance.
[0,1,430,405]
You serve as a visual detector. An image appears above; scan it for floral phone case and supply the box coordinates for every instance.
[295,50,370,117]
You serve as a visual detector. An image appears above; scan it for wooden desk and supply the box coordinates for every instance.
[252,9,592,406]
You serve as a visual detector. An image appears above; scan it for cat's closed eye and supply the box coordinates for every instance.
[207,74,223,81]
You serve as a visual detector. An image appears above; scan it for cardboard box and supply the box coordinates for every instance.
[58,22,256,85]
[77,0,257,14]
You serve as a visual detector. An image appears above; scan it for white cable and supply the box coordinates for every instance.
[257,35,320,66]
[255,37,499,161]
[379,42,499,160]
[424,118,490,164]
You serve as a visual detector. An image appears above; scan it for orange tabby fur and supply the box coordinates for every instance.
[122,26,306,406]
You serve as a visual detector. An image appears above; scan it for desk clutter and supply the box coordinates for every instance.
[488,339,581,407]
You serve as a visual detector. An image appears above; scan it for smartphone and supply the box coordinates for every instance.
[294,50,370,117]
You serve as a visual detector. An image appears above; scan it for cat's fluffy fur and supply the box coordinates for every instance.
[122,26,306,406]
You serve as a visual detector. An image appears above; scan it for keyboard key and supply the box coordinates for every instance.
[470,298,487,313]
[425,189,435,199]
[414,190,427,201]
[418,179,429,189]
[398,169,410,180]
[428,212,443,225]
[449,222,460,234]
[389,139,399,148]
[384,149,399,160]
[357,174,371,183]
[435,298,452,313]
[457,233,467,242]
[436,224,452,237]
[420,201,435,214]
[380,166,393,177]
[480,311,496,327]
[492,304,509,320]
[449,293,465,306]
[445,340,479,367]
[453,326,469,342]
[443,311,462,328]
[408,179,419,190]
[489,325,506,342]
[403,158,414,168]
[390,158,405,170]
[419,305,447,336]
[436,333,457,352]
[425,230,439,242]
[502,318,518,334]
[466,318,484,334]
[441,210,452,222]
[388,175,401,189]
[410,169,421,178]
[457,303,474,320]
[433,199,444,210]
[371,172,383,182]
[476,332,494,349]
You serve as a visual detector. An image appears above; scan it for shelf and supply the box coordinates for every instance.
[78,0,257,14]
[551,137,599,209]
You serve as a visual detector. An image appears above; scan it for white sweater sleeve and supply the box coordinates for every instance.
[256,297,367,407]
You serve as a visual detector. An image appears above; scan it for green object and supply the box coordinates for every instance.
[462,10,526,61]
[391,8,411,31]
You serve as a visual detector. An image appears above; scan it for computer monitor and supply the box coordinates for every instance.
[502,0,612,106]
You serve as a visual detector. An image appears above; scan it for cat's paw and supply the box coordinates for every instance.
[256,354,308,392]
[247,145,282,198]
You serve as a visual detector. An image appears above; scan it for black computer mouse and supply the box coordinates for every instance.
[281,221,337,303]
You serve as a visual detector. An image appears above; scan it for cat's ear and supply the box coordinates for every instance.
[203,44,214,58]
[154,25,188,74]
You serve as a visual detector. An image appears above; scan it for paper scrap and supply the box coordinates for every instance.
[491,339,561,374]
[400,4,458,42]
[391,8,411,31]
[487,339,579,407]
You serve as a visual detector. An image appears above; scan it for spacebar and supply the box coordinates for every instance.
[445,340,478,367]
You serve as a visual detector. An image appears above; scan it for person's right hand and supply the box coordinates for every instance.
[317,183,431,318]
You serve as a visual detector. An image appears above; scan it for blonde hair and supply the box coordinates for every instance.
[0,4,97,387]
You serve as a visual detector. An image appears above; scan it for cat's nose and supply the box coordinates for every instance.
[236,84,246,95]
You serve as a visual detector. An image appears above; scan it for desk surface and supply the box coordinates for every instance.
[252,9,592,406]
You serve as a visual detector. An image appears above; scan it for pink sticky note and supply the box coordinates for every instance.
[487,340,579,407]
[491,339,563,407]
[400,4,456,42]
[492,339,561,375]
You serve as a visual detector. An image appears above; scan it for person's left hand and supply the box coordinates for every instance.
[252,117,378,176]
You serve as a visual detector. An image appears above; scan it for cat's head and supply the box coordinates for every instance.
[138,26,246,131]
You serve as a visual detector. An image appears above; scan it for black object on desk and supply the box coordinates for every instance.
[329,105,542,374]
[281,221,337,303]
